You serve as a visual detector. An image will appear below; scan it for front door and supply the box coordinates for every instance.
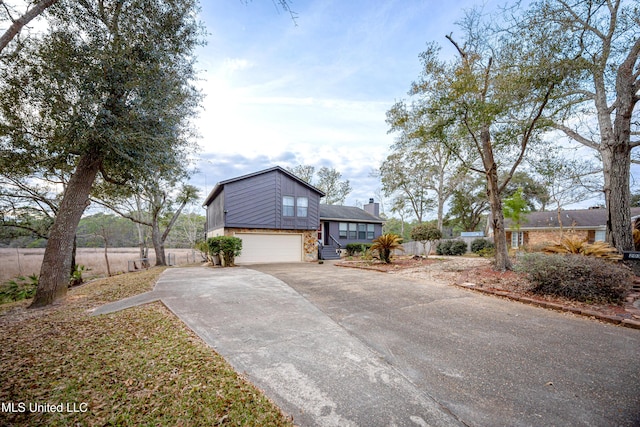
[323,222,330,245]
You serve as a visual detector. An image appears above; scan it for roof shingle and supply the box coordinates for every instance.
[506,207,640,230]
[319,204,383,223]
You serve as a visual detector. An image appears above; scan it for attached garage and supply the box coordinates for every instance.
[234,232,303,263]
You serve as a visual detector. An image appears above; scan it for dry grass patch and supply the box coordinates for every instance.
[0,268,292,426]
[0,247,203,282]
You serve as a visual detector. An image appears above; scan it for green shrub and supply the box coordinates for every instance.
[345,243,371,256]
[516,253,631,304]
[0,274,38,304]
[411,225,442,257]
[471,238,494,254]
[195,240,208,254]
[436,239,467,256]
[477,247,496,258]
[436,240,451,255]
[69,264,85,287]
[207,236,243,267]
[450,240,467,255]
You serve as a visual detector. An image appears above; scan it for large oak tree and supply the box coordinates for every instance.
[405,10,561,270]
[0,0,203,307]
[523,0,640,252]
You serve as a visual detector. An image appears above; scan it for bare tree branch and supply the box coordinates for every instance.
[553,123,600,150]
[0,0,59,53]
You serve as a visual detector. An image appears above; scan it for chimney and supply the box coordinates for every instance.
[364,198,380,217]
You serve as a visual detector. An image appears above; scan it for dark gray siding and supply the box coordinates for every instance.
[221,169,321,230]
[206,189,225,231]
[224,172,278,228]
[277,170,321,230]
[324,220,383,245]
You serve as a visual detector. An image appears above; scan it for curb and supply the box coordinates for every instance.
[455,282,640,330]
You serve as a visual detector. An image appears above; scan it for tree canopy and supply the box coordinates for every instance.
[287,165,352,205]
[522,0,640,251]
[0,0,204,306]
[399,9,561,270]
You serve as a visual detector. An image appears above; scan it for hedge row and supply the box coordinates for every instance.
[516,253,631,304]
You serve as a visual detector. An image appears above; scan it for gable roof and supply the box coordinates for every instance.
[203,166,325,206]
[319,204,384,224]
[506,207,640,230]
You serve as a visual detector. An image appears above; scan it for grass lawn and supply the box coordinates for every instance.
[0,267,293,426]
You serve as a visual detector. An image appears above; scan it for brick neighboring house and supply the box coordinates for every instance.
[505,207,640,249]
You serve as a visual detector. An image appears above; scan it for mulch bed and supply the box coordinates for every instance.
[456,266,640,324]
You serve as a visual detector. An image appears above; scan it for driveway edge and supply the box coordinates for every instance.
[455,282,640,329]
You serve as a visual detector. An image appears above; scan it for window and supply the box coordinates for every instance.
[283,196,294,217]
[367,224,375,239]
[511,231,524,248]
[358,224,366,239]
[339,223,347,238]
[594,230,606,242]
[348,223,357,239]
[297,197,308,217]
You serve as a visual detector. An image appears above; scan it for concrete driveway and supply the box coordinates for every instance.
[94,263,640,426]
[249,262,640,427]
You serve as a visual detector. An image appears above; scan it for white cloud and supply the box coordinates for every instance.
[221,58,253,73]
[192,0,509,208]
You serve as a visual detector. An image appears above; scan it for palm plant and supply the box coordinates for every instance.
[371,233,404,264]
[543,236,621,260]
[633,217,640,250]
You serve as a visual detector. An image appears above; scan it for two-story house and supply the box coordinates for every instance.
[203,166,383,263]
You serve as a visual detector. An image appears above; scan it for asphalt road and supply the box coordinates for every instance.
[249,262,640,427]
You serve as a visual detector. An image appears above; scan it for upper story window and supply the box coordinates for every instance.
[283,196,295,217]
[283,196,308,217]
[297,197,308,217]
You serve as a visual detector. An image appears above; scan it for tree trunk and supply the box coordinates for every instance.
[135,222,150,267]
[103,236,111,277]
[481,127,512,271]
[487,170,512,271]
[601,145,633,252]
[70,236,77,278]
[30,151,102,308]
[600,44,638,252]
[436,195,445,232]
[151,221,166,266]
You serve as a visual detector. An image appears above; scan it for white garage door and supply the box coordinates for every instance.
[234,233,303,263]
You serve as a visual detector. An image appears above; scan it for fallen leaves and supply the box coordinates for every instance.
[0,267,292,426]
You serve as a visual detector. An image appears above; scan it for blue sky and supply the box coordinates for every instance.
[191,0,500,211]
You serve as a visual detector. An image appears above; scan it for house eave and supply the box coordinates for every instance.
[320,216,384,224]
[202,184,223,207]
[507,225,606,232]
[202,166,326,207]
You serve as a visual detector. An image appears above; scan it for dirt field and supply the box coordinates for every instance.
[0,247,204,282]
